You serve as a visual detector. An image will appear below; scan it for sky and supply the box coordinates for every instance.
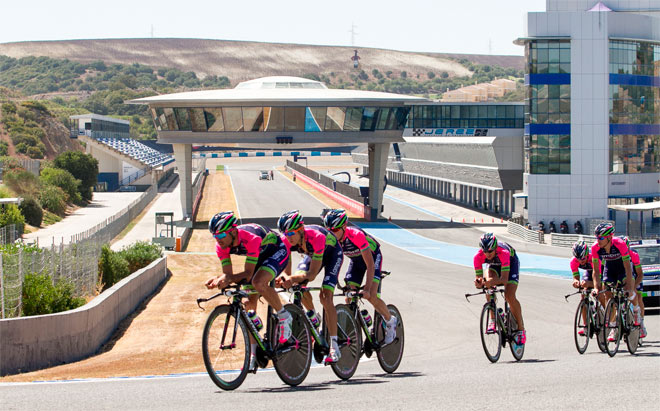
[0,0,547,56]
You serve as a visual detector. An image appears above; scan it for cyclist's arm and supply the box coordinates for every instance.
[361,247,376,287]
[590,243,602,290]
[630,251,643,287]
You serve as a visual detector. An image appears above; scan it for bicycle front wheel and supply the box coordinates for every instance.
[573,299,590,354]
[624,304,640,355]
[595,304,607,353]
[374,304,404,373]
[604,298,621,357]
[507,310,525,361]
[480,303,501,363]
[272,303,313,386]
[327,304,361,380]
[202,304,249,391]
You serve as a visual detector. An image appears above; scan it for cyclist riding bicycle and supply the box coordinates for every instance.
[620,236,646,338]
[590,222,635,342]
[570,240,606,336]
[473,233,526,345]
[274,210,344,364]
[322,209,398,344]
[204,211,293,370]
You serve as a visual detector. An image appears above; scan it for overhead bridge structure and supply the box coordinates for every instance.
[130,76,426,220]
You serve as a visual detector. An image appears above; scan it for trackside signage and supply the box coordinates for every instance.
[405,128,490,137]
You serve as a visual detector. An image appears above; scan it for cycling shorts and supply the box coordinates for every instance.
[345,248,383,293]
[296,245,343,291]
[251,241,289,282]
[488,254,520,285]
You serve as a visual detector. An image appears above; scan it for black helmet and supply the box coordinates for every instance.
[322,209,348,230]
[278,210,304,233]
[479,233,498,252]
[209,211,237,234]
[594,222,614,237]
[572,240,589,260]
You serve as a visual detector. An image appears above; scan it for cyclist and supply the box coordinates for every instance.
[275,210,344,364]
[570,240,605,336]
[205,211,292,370]
[473,233,526,345]
[321,209,398,344]
[620,236,646,338]
[590,222,635,342]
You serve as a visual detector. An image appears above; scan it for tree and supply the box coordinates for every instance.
[53,151,98,202]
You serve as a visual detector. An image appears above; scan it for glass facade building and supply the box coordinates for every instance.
[524,39,571,175]
[408,104,524,129]
[150,106,410,133]
[609,40,660,173]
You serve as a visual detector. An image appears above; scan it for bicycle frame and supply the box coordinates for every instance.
[466,287,513,346]
[564,288,605,338]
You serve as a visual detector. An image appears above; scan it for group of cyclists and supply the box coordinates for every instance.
[569,222,647,340]
[204,208,398,369]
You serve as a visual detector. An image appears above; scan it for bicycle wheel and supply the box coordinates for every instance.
[573,299,590,354]
[624,304,640,355]
[326,304,361,380]
[507,310,525,361]
[271,303,313,386]
[374,304,404,373]
[202,304,249,391]
[479,303,501,363]
[595,303,607,353]
[604,298,621,357]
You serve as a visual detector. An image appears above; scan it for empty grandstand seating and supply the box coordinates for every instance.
[95,137,174,167]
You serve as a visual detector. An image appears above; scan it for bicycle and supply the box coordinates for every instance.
[283,284,361,380]
[465,286,524,363]
[602,284,641,357]
[339,271,405,373]
[197,283,312,390]
[564,288,606,354]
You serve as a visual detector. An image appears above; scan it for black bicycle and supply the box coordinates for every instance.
[603,284,641,357]
[465,286,524,363]
[197,284,312,390]
[340,271,404,373]
[564,288,606,354]
[284,284,361,380]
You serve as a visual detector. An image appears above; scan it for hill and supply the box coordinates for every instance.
[0,38,523,84]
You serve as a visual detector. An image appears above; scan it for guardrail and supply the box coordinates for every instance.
[507,221,544,244]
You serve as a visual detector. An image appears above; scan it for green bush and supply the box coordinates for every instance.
[0,141,8,156]
[118,241,163,273]
[27,145,44,159]
[22,272,86,316]
[19,197,43,227]
[2,168,40,197]
[98,245,130,290]
[0,203,25,231]
[53,151,98,202]
[39,184,68,216]
[40,167,82,204]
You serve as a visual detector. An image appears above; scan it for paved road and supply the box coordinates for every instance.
[2,158,658,410]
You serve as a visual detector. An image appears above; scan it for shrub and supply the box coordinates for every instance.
[27,145,44,159]
[1,101,17,115]
[0,141,7,156]
[0,204,25,231]
[53,151,98,202]
[22,273,86,316]
[40,167,82,204]
[39,184,68,216]
[118,241,163,273]
[2,168,40,197]
[19,197,43,227]
[98,245,130,291]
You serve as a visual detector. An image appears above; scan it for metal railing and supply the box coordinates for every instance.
[119,166,151,187]
[507,221,544,244]
[0,225,22,245]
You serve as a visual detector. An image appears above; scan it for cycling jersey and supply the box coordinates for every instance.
[569,254,600,283]
[473,242,520,284]
[590,237,631,284]
[215,223,290,280]
[338,226,383,288]
[291,225,343,291]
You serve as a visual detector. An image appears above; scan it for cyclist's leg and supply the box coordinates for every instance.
[360,251,392,321]
[251,244,289,312]
[296,256,316,312]
[320,248,343,338]
[581,272,595,326]
[504,255,523,330]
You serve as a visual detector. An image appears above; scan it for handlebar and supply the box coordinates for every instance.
[465,286,504,302]
[196,284,254,310]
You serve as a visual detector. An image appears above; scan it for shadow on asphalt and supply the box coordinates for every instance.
[241,381,334,393]
[512,359,557,364]
[368,371,425,379]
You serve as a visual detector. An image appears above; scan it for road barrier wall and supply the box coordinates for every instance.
[0,257,167,376]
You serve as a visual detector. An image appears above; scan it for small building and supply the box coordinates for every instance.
[69,114,130,139]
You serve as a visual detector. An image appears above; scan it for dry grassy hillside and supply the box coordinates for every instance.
[0,38,523,83]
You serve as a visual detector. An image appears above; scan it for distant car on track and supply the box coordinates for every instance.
[631,239,660,310]
[259,170,270,180]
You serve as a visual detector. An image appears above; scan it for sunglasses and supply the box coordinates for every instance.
[597,236,609,241]
[213,232,228,240]
[285,228,301,237]
[329,227,343,232]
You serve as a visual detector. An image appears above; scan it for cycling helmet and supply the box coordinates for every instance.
[209,211,237,234]
[322,209,348,230]
[594,222,614,237]
[572,240,589,260]
[278,210,304,232]
[479,233,498,252]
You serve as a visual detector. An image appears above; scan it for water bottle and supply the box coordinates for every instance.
[497,308,505,323]
[306,309,321,328]
[247,310,263,331]
[360,309,373,327]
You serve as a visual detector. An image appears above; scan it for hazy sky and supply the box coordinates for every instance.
[0,0,547,55]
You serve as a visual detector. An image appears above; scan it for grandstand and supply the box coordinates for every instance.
[95,137,173,168]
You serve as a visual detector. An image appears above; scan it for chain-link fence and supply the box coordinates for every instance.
[1,186,158,318]
[0,224,22,245]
